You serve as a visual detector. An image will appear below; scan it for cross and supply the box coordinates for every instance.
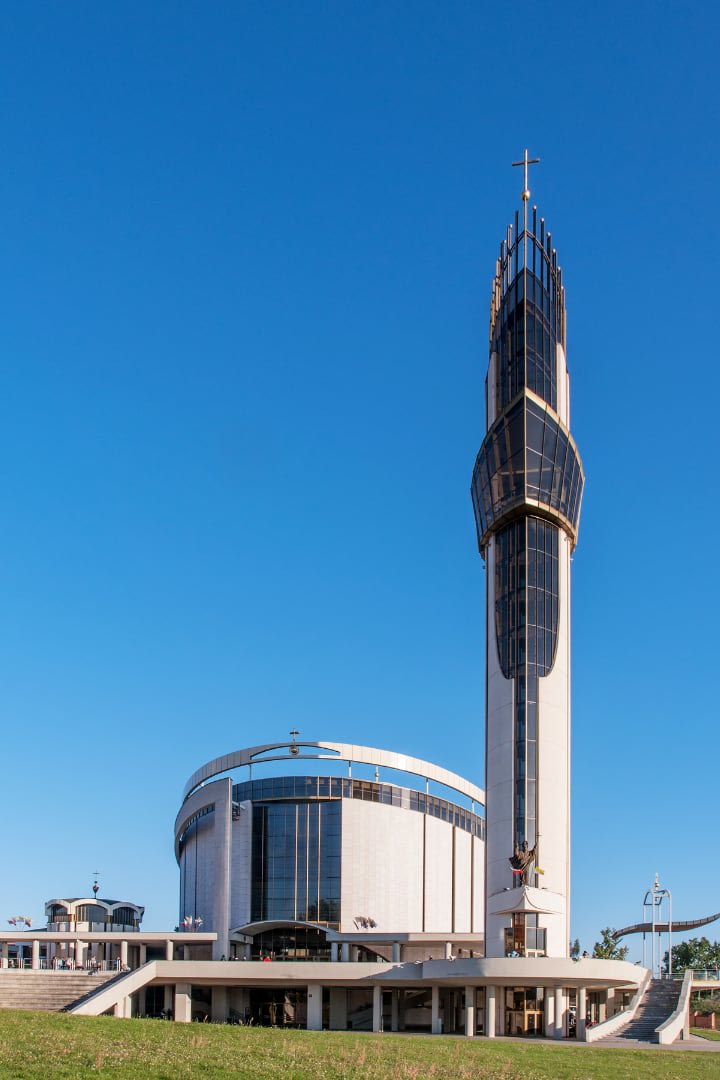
[512,149,540,202]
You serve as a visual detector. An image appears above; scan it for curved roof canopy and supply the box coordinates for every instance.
[182,740,485,808]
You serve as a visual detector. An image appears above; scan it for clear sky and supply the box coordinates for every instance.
[1,1,718,961]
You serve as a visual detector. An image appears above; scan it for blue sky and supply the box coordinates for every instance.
[0,1,718,959]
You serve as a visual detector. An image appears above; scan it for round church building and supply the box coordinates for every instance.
[175,739,486,961]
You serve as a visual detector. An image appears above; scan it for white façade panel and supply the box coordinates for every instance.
[229,801,253,930]
[423,815,453,931]
[453,828,472,932]
[340,800,424,932]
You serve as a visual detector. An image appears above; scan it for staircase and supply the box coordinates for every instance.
[0,971,118,1012]
[613,979,683,1043]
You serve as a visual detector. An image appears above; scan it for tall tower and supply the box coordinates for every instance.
[471,154,584,959]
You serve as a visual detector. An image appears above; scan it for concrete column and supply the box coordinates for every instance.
[606,987,616,1017]
[75,941,86,969]
[330,943,339,962]
[544,988,554,1037]
[391,942,400,963]
[175,983,192,1023]
[307,983,322,1031]
[341,943,350,963]
[113,999,125,1019]
[166,939,174,961]
[139,945,147,966]
[372,986,382,1032]
[350,945,359,962]
[211,986,227,1022]
[0,943,8,968]
[577,987,587,1041]
[391,989,399,1032]
[444,941,452,960]
[598,997,607,1023]
[465,986,475,1037]
[554,987,564,1039]
[329,988,347,1030]
[31,939,40,970]
[431,985,441,1034]
[120,940,128,969]
[486,985,496,1038]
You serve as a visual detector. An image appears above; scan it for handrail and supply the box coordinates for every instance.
[68,961,158,1016]
[657,969,693,1045]
[584,967,652,1043]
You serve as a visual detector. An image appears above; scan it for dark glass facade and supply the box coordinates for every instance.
[490,206,565,416]
[494,517,559,680]
[251,800,341,925]
[232,776,484,839]
[471,394,582,552]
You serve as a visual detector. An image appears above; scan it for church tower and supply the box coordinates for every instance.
[471,154,584,958]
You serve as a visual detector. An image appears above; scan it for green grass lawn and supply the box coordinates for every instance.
[691,1027,720,1042]
[0,1011,718,1080]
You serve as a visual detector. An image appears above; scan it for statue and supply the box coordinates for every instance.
[509,841,536,884]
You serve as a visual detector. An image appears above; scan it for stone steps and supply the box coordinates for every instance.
[612,979,682,1043]
[0,972,117,1012]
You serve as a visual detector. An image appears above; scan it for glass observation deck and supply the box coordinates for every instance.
[471,389,583,553]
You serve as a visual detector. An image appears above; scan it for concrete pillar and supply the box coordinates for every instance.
[391,989,399,1032]
[175,983,192,1023]
[431,985,441,1034]
[211,986,227,1022]
[139,945,147,966]
[486,985,496,1038]
[391,942,401,963]
[554,986,564,1039]
[120,940,128,969]
[165,939,174,961]
[330,943,339,962]
[444,941,453,960]
[341,943,350,963]
[31,939,40,970]
[372,986,382,1032]
[577,987,587,1041]
[307,983,322,1031]
[0,943,8,968]
[465,986,475,1037]
[350,945,359,962]
[75,941,85,969]
[598,997,607,1023]
[329,988,347,1030]
[544,988,554,1037]
[606,987,616,1017]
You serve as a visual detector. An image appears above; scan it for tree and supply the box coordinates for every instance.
[691,995,720,1015]
[570,938,581,960]
[592,927,629,961]
[665,937,720,974]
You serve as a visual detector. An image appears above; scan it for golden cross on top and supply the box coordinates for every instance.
[512,149,540,202]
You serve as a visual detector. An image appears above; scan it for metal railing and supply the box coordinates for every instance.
[1,958,122,972]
